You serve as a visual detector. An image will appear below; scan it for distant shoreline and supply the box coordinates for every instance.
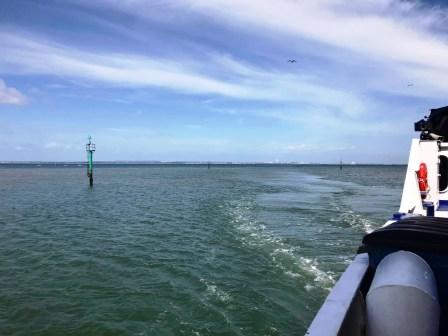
[0,162,406,167]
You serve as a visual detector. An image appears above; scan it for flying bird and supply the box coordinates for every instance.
[288,59,297,63]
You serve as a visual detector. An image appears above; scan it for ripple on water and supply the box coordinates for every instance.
[0,165,404,335]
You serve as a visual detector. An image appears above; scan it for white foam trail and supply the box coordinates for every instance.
[229,200,336,289]
[328,203,376,233]
[339,211,375,233]
[200,278,232,304]
[304,284,315,292]
[298,257,336,288]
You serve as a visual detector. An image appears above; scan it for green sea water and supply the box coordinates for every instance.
[0,165,405,335]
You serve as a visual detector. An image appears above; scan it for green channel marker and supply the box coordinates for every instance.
[86,136,96,187]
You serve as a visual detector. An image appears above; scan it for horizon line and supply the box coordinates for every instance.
[0,160,407,165]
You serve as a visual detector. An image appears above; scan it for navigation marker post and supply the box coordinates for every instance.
[86,136,96,187]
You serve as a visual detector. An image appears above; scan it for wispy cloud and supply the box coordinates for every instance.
[1,0,445,162]
[0,32,243,98]
[0,79,27,105]
[44,142,72,150]
[183,0,448,96]
[85,0,448,98]
[211,105,412,139]
[181,0,448,65]
[283,143,356,153]
[0,31,366,115]
[284,143,320,152]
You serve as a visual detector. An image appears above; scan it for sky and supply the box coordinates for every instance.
[1,0,448,163]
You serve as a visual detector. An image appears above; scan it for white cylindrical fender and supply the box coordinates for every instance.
[366,250,439,336]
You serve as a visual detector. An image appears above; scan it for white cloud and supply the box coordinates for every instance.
[0,31,365,115]
[44,142,59,149]
[284,144,319,152]
[188,0,448,96]
[0,79,27,105]
[2,0,447,126]
[0,32,243,97]
[88,0,448,97]
[283,143,356,153]
[44,142,72,149]
[182,0,448,67]
[212,106,412,138]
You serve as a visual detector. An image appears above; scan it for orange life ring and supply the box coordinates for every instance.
[418,163,428,192]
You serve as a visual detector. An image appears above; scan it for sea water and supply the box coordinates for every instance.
[0,164,404,335]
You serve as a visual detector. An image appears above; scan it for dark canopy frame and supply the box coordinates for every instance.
[415,106,448,140]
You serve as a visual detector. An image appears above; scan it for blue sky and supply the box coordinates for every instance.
[1,0,448,163]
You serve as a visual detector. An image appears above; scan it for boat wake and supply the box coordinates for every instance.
[228,198,336,290]
[200,278,232,304]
